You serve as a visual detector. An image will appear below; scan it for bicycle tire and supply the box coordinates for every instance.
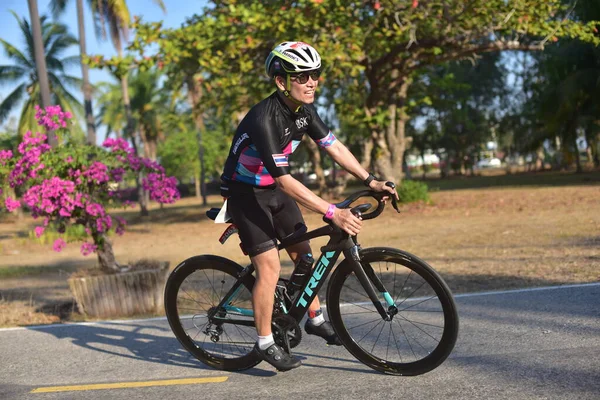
[327,247,459,376]
[164,255,261,371]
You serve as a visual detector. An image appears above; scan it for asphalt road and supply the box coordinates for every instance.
[1,283,599,400]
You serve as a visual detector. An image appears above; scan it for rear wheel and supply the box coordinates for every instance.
[327,247,459,376]
[164,255,260,371]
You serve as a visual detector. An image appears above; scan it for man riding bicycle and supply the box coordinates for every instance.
[219,41,397,371]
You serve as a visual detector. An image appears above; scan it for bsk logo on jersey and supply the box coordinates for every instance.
[295,117,308,129]
[272,154,288,167]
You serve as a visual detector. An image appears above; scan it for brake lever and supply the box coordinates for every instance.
[385,181,401,213]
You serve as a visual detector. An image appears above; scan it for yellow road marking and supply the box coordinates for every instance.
[31,376,228,393]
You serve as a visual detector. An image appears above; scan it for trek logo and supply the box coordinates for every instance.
[295,117,308,129]
[232,133,249,154]
[296,251,336,307]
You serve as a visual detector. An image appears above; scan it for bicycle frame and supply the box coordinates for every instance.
[208,220,396,327]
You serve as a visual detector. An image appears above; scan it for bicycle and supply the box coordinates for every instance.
[164,185,459,376]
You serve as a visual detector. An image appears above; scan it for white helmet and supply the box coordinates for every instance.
[265,41,322,78]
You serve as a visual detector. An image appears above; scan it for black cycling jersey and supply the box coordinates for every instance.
[220,92,336,193]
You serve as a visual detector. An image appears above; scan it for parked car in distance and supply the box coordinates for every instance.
[476,158,502,169]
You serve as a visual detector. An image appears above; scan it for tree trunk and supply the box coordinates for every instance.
[573,135,582,173]
[367,75,410,183]
[421,149,427,180]
[116,42,148,216]
[593,132,600,168]
[129,136,149,217]
[194,170,201,198]
[185,75,207,205]
[27,0,57,147]
[95,233,119,272]
[75,0,96,146]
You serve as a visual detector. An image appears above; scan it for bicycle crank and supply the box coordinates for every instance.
[272,314,302,350]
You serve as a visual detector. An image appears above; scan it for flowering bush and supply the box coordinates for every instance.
[0,105,180,272]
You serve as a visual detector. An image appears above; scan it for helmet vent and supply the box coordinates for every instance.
[302,48,315,62]
[287,49,309,63]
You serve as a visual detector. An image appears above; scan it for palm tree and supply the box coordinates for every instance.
[0,12,84,137]
[27,0,52,112]
[49,0,165,147]
[50,0,96,145]
[96,69,165,159]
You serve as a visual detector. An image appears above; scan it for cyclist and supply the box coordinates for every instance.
[220,41,398,371]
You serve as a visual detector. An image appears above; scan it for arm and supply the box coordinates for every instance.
[324,140,369,182]
[274,174,363,236]
[325,141,399,199]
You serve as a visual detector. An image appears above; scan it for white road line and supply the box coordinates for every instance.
[1,282,598,332]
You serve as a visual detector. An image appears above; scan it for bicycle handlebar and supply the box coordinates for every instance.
[332,181,400,221]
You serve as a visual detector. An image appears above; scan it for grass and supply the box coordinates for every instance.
[422,169,600,191]
[0,169,598,327]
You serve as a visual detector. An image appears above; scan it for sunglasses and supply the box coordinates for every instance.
[290,70,321,84]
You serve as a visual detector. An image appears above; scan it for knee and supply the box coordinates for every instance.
[252,252,281,285]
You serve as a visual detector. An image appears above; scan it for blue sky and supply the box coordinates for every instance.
[0,0,206,135]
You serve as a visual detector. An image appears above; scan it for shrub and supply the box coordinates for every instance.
[398,180,430,204]
[0,105,180,273]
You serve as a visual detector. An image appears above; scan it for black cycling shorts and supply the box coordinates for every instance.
[226,184,305,257]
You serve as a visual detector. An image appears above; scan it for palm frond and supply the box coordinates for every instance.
[50,73,84,92]
[59,55,82,68]
[48,73,84,110]
[49,0,69,19]
[0,65,26,86]
[17,92,40,136]
[0,38,33,69]
[152,0,166,13]
[0,83,26,123]
[45,32,78,59]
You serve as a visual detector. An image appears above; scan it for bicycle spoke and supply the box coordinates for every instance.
[398,295,440,312]
[396,313,442,341]
[342,279,372,300]
[340,301,380,315]
[356,319,385,345]
[394,318,431,355]
[346,315,385,331]
[371,318,387,354]
[395,279,428,308]
[394,317,418,360]
[393,269,414,304]
[389,320,403,364]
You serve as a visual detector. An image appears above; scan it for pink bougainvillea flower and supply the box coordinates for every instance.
[34,226,45,238]
[52,238,66,252]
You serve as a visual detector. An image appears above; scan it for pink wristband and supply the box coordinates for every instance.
[325,204,336,220]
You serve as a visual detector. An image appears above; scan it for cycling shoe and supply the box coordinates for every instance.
[254,343,301,372]
[304,320,342,346]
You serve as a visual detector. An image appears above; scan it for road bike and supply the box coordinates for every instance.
[164,186,459,375]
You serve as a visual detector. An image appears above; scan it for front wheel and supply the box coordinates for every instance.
[327,247,459,376]
[164,255,260,371]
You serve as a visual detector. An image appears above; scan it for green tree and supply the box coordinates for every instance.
[0,12,83,137]
[124,0,599,187]
[50,0,166,146]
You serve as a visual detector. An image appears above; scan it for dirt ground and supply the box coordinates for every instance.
[1,170,599,327]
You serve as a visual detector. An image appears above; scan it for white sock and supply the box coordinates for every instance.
[309,313,325,326]
[258,334,275,350]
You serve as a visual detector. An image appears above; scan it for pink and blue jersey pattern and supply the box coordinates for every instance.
[232,140,303,186]
[221,92,336,189]
[315,131,337,149]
